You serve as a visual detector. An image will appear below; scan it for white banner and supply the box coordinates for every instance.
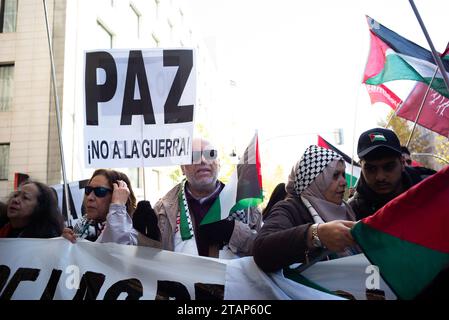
[0,239,225,300]
[0,239,396,300]
[84,49,196,168]
[299,254,396,300]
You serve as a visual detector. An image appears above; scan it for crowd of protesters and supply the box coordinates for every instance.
[0,128,439,280]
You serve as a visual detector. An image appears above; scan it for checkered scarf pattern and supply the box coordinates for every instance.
[229,209,248,223]
[293,145,342,196]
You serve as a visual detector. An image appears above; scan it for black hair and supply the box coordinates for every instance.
[6,181,64,238]
[262,183,287,220]
[400,146,411,155]
[0,201,7,228]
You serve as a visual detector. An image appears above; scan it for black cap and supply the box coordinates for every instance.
[357,128,401,159]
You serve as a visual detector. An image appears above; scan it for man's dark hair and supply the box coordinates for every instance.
[262,183,287,220]
[400,146,411,155]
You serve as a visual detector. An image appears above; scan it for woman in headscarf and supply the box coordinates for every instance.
[253,145,358,272]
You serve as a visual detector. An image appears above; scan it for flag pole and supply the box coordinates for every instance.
[384,109,397,128]
[405,67,439,148]
[412,153,449,164]
[409,0,449,92]
[142,167,147,200]
[43,0,72,226]
[384,100,404,129]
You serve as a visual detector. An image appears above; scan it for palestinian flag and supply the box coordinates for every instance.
[364,16,449,98]
[351,165,449,300]
[201,133,263,225]
[317,135,361,187]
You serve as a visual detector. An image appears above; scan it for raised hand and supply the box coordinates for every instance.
[111,180,130,206]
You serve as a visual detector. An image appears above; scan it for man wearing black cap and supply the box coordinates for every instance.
[348,128,432,220]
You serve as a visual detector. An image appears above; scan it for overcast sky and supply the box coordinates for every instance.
[180,0,449,176]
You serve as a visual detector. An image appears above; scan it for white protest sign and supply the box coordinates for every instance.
[84,49,196,168]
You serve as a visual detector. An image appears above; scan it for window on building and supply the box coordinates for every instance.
[129,3,141,38]
[96,20,113,49]
[0,64,14,111]
[0,0,17,33]
[0,143,10,180]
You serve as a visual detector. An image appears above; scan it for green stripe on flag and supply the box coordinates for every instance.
[283,267,338,296]
[352,222,449,300]
[230,196,264,212]
[366,54,423,84]
[366,53,449,98]
[200,198,221,225]
[345,173,358,187]
[178,190,192,240]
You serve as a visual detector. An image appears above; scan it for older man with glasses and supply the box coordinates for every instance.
[150,137,261,259]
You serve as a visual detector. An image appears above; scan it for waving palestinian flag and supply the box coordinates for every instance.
[352,166,449,299]
[364,16,449,98]
[201,133,263,225]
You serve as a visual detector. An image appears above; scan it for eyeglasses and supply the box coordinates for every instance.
[84,186,112,198]
[192,149,218,164]
[405,159,412,165]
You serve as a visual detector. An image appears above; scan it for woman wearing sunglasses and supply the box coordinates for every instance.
[62,169,138,244]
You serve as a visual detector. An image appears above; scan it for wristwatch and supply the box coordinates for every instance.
[311,223,323,248]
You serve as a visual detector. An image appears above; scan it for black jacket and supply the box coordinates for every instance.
[348,166,433,220]
[253,196,324,272]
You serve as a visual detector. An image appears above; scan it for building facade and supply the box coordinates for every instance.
[0,0,218,203]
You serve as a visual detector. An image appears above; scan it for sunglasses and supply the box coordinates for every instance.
[192,149,218,164]
[84,186,112,198]
[405,159,412,165]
